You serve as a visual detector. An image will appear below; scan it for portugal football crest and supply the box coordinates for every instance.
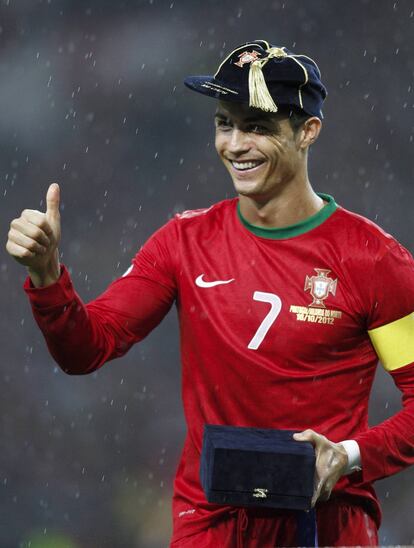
[234,50,261,67]
[304,268,337,308]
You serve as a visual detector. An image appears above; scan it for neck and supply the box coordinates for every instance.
[238,178,324,229]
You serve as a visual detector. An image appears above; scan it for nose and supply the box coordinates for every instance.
[227,128,251,155]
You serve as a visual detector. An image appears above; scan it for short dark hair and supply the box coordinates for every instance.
[279,106,312,133]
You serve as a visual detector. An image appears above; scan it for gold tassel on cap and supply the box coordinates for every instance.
[249,61,278,112]
[248,47,287,112]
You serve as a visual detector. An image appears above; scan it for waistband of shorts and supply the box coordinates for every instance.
[229,495,377,523]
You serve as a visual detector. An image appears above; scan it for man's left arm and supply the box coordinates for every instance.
[352,241,414,484]
[353,333,414,484]
[295,241,414,504]
[294,355,414,506]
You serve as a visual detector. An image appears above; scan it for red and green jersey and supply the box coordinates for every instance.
[24,194,414,541]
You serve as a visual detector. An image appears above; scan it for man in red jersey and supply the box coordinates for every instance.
[6,41,414,546]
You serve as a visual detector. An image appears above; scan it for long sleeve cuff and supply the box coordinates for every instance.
[340,439,362,475]
[23,264,74,307]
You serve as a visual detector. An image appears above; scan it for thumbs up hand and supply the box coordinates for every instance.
[6,183,62,287]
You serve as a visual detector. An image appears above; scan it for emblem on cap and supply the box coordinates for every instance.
[304,268,337,308]
[234,50,261,68]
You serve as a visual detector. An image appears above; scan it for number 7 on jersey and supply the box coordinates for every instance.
[248,291,282,350]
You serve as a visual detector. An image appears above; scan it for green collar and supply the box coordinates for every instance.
[237,193,337,239]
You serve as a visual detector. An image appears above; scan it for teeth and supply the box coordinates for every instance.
[232,161,262,171]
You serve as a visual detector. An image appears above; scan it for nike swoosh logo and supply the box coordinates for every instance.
[195,274,235,288]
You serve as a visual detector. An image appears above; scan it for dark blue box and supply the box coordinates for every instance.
[200,425,315,510]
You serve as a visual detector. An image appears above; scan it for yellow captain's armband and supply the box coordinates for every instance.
[368,312,414,371]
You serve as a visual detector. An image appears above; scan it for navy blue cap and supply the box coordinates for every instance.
[184,40,327,119]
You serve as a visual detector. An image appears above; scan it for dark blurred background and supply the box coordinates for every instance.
[0,0,413,546]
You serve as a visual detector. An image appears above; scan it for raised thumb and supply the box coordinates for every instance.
[46,183,60,221]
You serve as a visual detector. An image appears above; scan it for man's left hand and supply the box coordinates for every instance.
[293,429,348,507]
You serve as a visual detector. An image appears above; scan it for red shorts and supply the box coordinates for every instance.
[171,500,378,547]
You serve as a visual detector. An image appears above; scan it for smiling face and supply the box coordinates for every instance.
[214,101,314,201]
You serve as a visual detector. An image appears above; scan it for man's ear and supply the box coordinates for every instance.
[298,117,322,149]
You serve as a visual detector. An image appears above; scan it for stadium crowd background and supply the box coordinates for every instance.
[0,0,413,546]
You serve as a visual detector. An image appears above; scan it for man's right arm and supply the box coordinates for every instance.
[23,261,176,374]
[6,184,177,374]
